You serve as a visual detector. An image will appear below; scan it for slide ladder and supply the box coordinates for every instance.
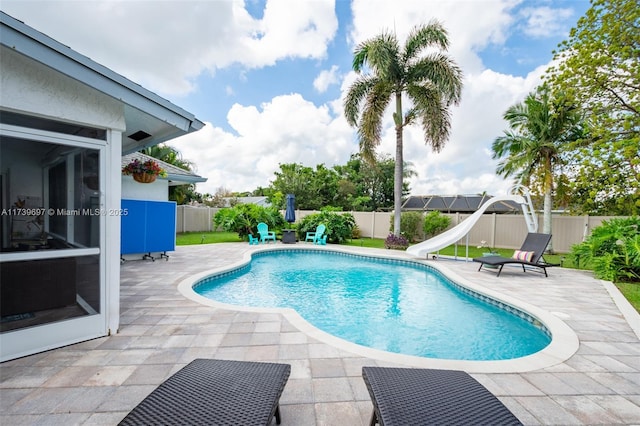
[405,185,537,258]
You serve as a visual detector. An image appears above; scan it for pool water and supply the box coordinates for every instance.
[194,250,551,360]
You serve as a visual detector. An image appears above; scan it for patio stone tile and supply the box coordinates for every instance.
[521,372,581,395]
[249,332,281,346]
[478,374,546,396]
[42,366,101,387]
[2,244,639,425]
[564,354,610,372]
[191,333,225,348]
[280,331,309,345]
[0,388,31,411]
[582,354,637,372]
[52,387,117,413]
[108,349,154,365]
[143,348,186,364]
[586,395,640,424]
[342,357,375,377]
[310,358,345,378]
[113,325,152,336]
[159,334,196,348]
[355,400,375,425]
[514,396,582,425]
[288,359,312,379]
[314,401,365,426]
[620,371,640,386]
[498,397,542,425]
[279,343,310,360]
[347,376,370,401]
[278,403,316,425]
[33,350,88,367]
[5,387,77,414]
[281,378,314,404]
[580,341,633,356]
[212,346,248,360]
[553,395,625,425]
[122,364,174,385]
[83,412,129,425]
[553,372,617,395]
[178,347,219,362]
[219,332,252,346]
[586,372,640,394]
[129,336,167,349]
[95,384,157,412]
[0,367,63,388]
[308,343,343,359]
[83,366,136,387]
[255,321,282,333]
[312,377,355,402]
[243,344,280,361]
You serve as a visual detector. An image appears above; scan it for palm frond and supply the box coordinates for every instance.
[404,21,449,62]
[344,76,378,126]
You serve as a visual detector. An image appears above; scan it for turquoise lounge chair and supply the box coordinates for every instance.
[248,234,259,245]
[305,224,326,244]
[257,222,276,243]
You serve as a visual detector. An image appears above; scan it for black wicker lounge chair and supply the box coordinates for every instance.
[362,367,522,426]
[472,232,555,277]
[119,359,291,426]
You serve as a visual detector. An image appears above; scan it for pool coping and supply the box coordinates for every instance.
[177,245,580,374]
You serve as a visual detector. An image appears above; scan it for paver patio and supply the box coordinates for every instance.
[1,243,639,425]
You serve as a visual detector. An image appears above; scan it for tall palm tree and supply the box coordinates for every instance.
[344,21,463,236]
[492,85,584,251]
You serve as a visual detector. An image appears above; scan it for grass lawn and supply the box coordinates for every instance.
[176,231,243,245]
[616,283,640,313]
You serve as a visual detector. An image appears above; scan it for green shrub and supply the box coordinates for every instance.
[423,211,451,238]
[569,217,640,282]
[389,211,423,242]
[213,204,285,240]
[297,209,356,243]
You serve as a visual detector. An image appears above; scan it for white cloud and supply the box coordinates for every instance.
[520,6,574,38]
[314,65,340,93]
[170,94,355,194]
[3,0,578,200]
[2,0,338,96]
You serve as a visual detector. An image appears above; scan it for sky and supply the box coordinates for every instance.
[2,0,591,197]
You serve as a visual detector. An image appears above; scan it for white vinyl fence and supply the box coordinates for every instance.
[176,205,623,253]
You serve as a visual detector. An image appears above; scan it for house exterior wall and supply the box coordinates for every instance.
[1,47,124,359]
[121,176,168,201]
[1,47,124,131]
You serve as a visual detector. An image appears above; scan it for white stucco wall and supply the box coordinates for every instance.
[1,47,125,131]
[121,176,169,201]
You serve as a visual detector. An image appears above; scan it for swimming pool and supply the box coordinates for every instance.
[193,249,551,361]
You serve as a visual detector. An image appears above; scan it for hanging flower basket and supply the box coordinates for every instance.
[122,158,167,184]
[133,173,157,183]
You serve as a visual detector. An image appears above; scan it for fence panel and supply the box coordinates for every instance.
[175,206,625,253]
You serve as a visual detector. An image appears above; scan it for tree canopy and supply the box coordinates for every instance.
[492,85,585,248]
[545,0,639,214]
[344,21,462,235]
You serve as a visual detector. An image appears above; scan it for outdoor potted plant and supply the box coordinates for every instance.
[385,233,409,250]
[122,159,167,183]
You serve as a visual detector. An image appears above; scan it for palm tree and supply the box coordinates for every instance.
[344,21,463,236]
[492,85,585,251]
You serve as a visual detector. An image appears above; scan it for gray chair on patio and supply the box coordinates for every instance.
[362,367,522,426]
[119,359,291,426]
[472,232,555,277]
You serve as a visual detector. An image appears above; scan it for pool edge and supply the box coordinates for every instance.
[176,245,580,374]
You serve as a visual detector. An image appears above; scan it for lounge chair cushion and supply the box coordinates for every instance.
[512,249,535,262]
